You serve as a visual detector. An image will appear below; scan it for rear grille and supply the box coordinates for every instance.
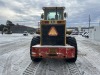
[41,24,65,45]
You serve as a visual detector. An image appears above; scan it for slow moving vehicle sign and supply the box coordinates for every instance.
[48,26,58,36]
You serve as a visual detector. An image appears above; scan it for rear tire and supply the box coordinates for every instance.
[66,36,77,62]
[30,36,42,62]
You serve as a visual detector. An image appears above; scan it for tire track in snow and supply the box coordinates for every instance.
[23,59,81,75]
[2,52,14,75]
[1,43,30,75]
[76,37,100,75]
[0,35,32,75]
[2,47,29,75]
[23,61,41,75]
[67,62,81,75]
[76,56,100,75]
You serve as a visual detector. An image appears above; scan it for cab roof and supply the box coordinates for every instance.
[42,7,65,10]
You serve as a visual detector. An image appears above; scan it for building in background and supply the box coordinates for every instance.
[89,26,100,41]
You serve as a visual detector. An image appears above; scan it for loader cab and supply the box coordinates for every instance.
[40,7,66,46]
[41,7,66,20]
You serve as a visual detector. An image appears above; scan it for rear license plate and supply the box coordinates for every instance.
[49,48,56,54]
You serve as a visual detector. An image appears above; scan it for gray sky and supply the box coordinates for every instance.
[0,0,100,28]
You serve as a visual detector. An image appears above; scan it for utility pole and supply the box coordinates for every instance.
[38,22,39,29]
[88,15,91,33]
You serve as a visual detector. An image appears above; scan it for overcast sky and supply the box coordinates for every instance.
[0,0,100,28]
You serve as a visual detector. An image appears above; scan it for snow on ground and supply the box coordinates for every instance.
[0,34,33,46]
[0,34,22,43]
[76,35,100,45]
[76,35,100,75]
[0,34,33,75]
[1,34,100,75]
[23,35,100,75]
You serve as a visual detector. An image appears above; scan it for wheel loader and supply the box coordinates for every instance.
[30,7,77,62]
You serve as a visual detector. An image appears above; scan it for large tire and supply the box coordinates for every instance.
[66,36,77,62]
[30,36,42,62]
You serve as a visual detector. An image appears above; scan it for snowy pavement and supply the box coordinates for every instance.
[23,35,100,75]
[0,34,32,75]
[0,34,100,75]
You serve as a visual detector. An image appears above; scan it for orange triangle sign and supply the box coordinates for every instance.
[48,27,58,36]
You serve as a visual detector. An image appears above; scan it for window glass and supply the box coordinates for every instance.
[45,9,63,20]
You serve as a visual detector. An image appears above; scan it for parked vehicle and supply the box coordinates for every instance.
[82,32,85,37]
[82,32,89,38]
[23,31,28,36]
[84,32,89,38]
[78,32,83,35]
